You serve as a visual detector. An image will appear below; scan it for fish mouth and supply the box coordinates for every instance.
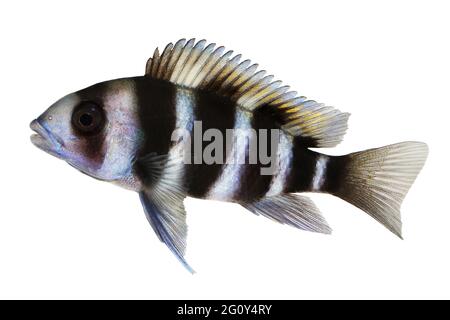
[30,119,65,159]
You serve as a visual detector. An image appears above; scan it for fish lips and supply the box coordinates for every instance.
[30,119,65,159]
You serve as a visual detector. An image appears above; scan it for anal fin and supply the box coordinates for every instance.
[241,194,331,234]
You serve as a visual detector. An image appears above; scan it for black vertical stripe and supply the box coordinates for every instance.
[73,81,111,169]
[132,77,177,187]
[233,106,276,202]
[285,138,319,193]
[185,90,236,198]
[322,155,348,194]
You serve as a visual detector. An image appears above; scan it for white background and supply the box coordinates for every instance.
[0,0,448,299]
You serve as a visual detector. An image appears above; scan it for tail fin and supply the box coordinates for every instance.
[328,142,428,238]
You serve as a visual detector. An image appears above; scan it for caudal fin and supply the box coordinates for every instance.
[329,142,428,238]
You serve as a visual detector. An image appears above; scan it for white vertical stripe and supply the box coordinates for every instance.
[174,88,195,131]
[265,132,293,197]
[312,155,328,191]
[206,109,252,201]
[98,80,139,180]
[158,88,194,185]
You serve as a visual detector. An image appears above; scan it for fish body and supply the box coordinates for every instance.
[30,39,428,272]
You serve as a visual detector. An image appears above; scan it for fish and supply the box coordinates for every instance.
[30,38,428,272]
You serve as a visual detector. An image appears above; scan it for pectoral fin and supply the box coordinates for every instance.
[241,194,331,234]
[136,152,194,273]
[139,190,193,273]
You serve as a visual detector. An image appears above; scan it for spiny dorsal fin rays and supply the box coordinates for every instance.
[145,49,156,76]
[282,103,350,146]
[241,80,286,110]
[200,50,234,89]
[209,54,242,91]
[156,43,174,79]
[237,75,275,108]
[163,38,187,81]
[231,70,267,100]
[177,40,207,85]
[271,91,299,107]
[170,38,196,83]
[225,63,259,95]
[145,57,152,75]
[183,42,216,87]
[191,46,225,88]
[257,85,291,107]
[219,60,253,94]
[150,48,160,77]
[277,96,307,109]
[144,38,351,148]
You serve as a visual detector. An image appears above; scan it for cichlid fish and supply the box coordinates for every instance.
[30,38,428,272]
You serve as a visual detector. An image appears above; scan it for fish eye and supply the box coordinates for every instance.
[72,101,105,135]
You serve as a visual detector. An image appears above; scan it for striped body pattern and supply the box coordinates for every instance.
[30,39,428,272]
[130,77,321,202]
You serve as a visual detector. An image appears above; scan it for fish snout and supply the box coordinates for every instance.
[30,119,41,133]
[30,118,49,149]
[30,118,64,158]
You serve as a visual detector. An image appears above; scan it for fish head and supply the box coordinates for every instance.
[30,79,142,182]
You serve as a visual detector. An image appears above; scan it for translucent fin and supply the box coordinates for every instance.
[241,194,332,234]
[333,142,428,238]
[137,153,194,273]
[281,101,350,147]
[145,39,350,147]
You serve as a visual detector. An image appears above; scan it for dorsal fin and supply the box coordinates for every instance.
[145,38,350,148]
